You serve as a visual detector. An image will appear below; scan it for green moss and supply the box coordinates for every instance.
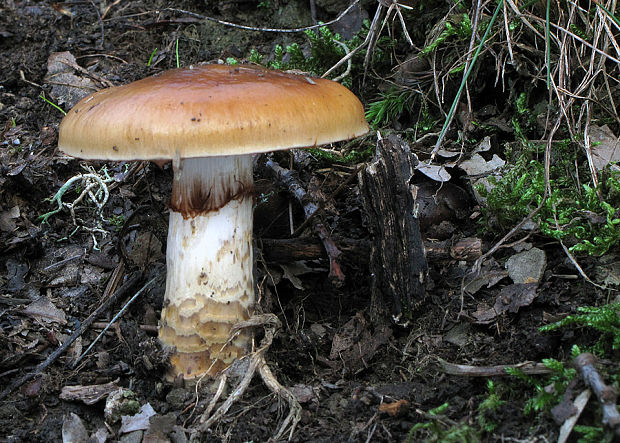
[257,25,349,77]
[478,139,620,256]
[366,89,415,128]
[306,141,374,165]
[407,403,480,443]
[540,302,620,352]
[477,380,506,433]
[420,14,473,56]
[506,356,576,416]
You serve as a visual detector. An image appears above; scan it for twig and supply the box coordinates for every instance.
[71,277,158,369]
[291,163,362,237]
[260,156,346,286]
[574,353,620,436]
[558,389,591,443]
[88,0,105,50]
[0,273,142,401]
[437,358,553,376]
[331,39,352,83]
[321,3,378,79]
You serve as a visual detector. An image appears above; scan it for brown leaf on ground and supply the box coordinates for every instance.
[588,125,620,170]
[22,296,67,324]
[472,283,538,324]
[329,312,392,374]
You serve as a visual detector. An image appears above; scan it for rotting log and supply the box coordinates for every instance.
[358,134,428,325]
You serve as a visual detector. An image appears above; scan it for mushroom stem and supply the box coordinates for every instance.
[158,155,255,380]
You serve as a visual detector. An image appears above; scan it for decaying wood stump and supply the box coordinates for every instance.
[359,134,427,325]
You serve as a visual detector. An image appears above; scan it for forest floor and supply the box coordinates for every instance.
[0,1,618,442]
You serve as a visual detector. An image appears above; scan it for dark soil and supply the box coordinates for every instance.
[0,1,615,442]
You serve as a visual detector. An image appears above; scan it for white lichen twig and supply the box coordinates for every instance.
[39,165,115,249]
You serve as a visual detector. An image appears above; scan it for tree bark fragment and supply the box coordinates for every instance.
[358,134,427,324]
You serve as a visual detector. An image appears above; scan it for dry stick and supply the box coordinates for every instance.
[88,0,105,50]
[260,236,482,263]
[262,157,346,286]
[0,273,142,401]
[291,163,362,237]
[437,358,553,377]
[574,353,620,436]
[71,276,157,369]
[321,4,378,79]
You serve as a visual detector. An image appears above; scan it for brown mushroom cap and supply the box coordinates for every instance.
[58,64,369,160]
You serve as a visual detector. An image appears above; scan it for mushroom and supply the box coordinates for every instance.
[58,64,369,380]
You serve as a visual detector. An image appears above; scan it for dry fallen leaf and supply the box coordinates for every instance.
[472,283,538,324]
[22,297,67,324]
[588,125,620,170]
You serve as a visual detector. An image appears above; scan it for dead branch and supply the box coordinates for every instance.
[574,353,620,436]
[71,276,158,369]
[260,236,481,263]
[258,156,346,286]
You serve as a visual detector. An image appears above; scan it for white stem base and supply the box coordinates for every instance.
[159,155,254,379]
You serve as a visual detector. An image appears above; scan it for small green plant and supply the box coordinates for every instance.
[306,142,374,165]
[147,48,157,66]
[366,90,437,131]
[251,24,376,84]
[407,403,480,443]
[249,48,263,65]
[506,352,577,416]
[107,214,125,230]
[540,302,620,352]
[39,94,66,115]
[225,57,239,65]
[477,380,505,433]
[263,26,348,76]
[420,13,473,56]
[573,424,614,443]
[366,89,415,128]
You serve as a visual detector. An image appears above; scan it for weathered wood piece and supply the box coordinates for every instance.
[259,237,481,264]
[359,134,427,325]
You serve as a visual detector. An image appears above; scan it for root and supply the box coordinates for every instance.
[195,314,301,441]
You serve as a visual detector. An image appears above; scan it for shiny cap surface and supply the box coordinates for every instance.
[58,64,369,160]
